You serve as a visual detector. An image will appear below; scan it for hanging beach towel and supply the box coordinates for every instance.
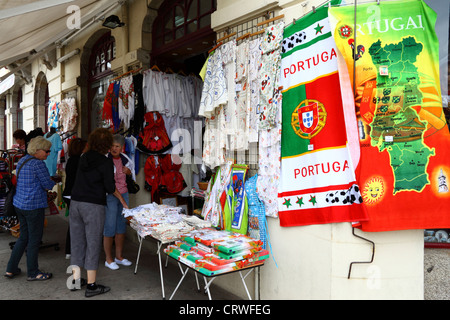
[278,2,367,227]
[329,0,450,231]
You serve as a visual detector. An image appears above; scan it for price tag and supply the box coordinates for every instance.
[379,65,389,76]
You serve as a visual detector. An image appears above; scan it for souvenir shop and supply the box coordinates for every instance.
[1,0,448,300]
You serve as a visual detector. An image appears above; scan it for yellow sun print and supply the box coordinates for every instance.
[362,177,385,205]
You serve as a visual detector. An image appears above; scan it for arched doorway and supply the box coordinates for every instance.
[34,72,49,131]
[78,29,116,137]
[150,0,217,73]
[87,32,116,133]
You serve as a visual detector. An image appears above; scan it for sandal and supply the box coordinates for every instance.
[27,271,52,281]
[4,268,21,279]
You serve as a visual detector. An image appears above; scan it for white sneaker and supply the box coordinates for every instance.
[114,258,132,266]
[105,261,119,270]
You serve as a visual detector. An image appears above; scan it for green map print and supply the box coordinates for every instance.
[368,36,435,194]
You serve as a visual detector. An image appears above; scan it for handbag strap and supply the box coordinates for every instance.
[16,156,35,178]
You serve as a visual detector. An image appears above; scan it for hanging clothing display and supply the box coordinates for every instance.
[131,73,145,136]
[248,37,262,143]
[58,98,78,132]
[143,153,186,200]
[258,21,284,130]
[124,135,138,175]
[257,127,281,218]
[143,155,162,199]
[100,67,204,210]
[143,69,165,114]
[232,40,250,151]
[102,81,121,130]
[159,154,186,194]
[329,0,450,231]
[256,22,285,218]
[138,111,172,154]
[220,41,236,142]
[202,106,227,170]
[118,74,135,130]
[44,131,63,176]
[47,101,59,129]
[198,49,228,118]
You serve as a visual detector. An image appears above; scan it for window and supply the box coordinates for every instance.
[152,0,216,55]
[89,32,116,81]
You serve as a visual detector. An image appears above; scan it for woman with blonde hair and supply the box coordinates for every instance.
[4,136,57,281]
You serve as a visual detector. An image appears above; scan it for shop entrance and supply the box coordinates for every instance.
[87,31,116,133]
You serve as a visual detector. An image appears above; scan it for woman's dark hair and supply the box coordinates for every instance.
[68,138,87,157]
[87,128,113,155]
[13,129,27,140]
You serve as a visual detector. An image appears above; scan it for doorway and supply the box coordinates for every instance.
[87,31,116,133]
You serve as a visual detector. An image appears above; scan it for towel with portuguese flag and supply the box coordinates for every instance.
[277,3,368,227]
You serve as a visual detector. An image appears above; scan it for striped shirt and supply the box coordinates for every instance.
[13,155,56,210]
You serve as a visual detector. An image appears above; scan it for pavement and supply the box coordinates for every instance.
[0,213,241,301]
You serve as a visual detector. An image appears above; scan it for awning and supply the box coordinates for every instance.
[0,73,14,95]
[0,0,125,81]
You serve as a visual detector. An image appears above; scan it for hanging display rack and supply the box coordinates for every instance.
[109,67,143,83]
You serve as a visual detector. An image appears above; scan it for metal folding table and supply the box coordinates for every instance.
[133,234,172,299]
[166,253,263,300]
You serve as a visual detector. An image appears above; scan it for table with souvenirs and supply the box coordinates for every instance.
[123,202,268,300]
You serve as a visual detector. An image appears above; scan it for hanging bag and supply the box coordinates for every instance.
[4,157,34,217]
[126,175,140,194]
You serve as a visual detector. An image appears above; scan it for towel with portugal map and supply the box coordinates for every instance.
[278,0,450,231]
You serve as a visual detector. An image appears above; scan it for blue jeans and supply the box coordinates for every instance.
[104,193,129,237]
[6,207,45,277]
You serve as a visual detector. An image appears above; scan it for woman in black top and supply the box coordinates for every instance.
[62,138,87,258]
[69,128,126,298]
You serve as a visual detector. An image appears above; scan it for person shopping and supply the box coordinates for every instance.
[69,128,127,298]
[4,136,57,281]
[104,134,134,270]
[62,138,87,259]
[11,129,26,151]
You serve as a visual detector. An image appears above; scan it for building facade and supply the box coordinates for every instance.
[0,0,448,299]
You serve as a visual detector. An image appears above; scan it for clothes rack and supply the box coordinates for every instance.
[216,32,237,43]
[208,41,223,54]
[236,32,251,42]
[110,67,143,83]
[151,65,161,72]
[256,14,285,27]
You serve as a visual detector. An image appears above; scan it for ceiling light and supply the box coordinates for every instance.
[102,15,125,29]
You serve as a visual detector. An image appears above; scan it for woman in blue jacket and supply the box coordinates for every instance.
[5,136,57,281]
